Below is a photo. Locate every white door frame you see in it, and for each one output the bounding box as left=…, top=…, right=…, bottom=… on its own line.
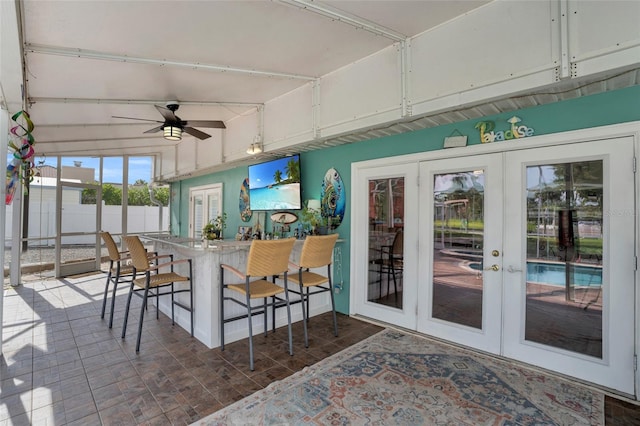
left=350, top=162, right=419, bottom=329
left=350, top=121, right=640, bottom=398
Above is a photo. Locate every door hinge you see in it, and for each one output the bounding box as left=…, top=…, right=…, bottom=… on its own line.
left=633, top=157, right=637, bottom=173
left=634, top=354, right=637, bottom=371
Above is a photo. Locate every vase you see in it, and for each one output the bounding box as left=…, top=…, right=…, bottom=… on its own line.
left=206, top=230, right=221, bottom=240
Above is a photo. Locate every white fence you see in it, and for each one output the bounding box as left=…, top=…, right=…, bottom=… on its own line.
left=5, top=202, right=169, bottom=247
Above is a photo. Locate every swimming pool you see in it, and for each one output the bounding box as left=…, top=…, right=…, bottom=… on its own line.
left=467, top=261, right=602, bottom=287
left=526, top=261, right=602, bottom=287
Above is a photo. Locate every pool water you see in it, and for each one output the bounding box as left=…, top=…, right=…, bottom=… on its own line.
left=467, top=261, right=602, bottom=287
left=526, top=262, right=602, bottom=287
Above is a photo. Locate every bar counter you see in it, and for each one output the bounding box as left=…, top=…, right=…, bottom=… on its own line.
left=141, top=234, right=334, bottom=349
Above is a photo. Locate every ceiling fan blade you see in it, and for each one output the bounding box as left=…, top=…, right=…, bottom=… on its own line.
left=144, top=124, right=164, bottom=134
left=183, top=127, right=211, bottom=140
left=183, top=120, right=226, bottom=129
left=154, top=104, right=178, bottom=122
left=112, top=115, right=162, bottom=123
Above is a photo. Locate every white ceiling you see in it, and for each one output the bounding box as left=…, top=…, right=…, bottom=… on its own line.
left=9, top=0, right=639, bottom=166
left=18, top=0, right=491, bottom=158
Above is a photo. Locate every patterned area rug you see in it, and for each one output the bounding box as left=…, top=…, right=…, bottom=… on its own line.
left=196, top=329, right=604, bottom=425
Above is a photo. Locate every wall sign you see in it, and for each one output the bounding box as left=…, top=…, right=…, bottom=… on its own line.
left=475, top=116, right=535, bottom=143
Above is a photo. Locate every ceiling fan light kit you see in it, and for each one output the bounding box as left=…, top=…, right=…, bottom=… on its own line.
left=113, top=101, right=226, bottom=141
left=163, top=125, right=182, bottom=141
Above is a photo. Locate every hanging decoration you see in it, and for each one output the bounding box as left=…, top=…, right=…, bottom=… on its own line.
left=239, top=177, right=252, bottom=222
left=321, top=167, right=346, bottom=229
left=6, top=110, right=36, bottom=205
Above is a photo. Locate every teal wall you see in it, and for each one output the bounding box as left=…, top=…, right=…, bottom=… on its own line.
left=171, top=86, right=640, bottom=314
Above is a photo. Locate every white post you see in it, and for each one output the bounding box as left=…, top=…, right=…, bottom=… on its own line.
left=0, top=110, right=8, bottom=355
left=10, top=174, right=22, bottom=286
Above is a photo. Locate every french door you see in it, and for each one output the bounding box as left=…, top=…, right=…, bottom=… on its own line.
left=351, top=163, right=418, bottom=329
left=353, top=136, right=636, bottom=395
left=501, top=138, right=635, bottom=394
left=415, top=139, right=635, bottom=394
left=417, top=153, right=504, bottom=354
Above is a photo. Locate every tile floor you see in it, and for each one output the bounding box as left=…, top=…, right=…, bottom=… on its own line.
left=2, top=271, right=639, bottom=425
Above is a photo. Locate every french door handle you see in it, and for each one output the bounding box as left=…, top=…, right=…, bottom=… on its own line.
left=483, top=264, right=500, bottom=271
left=506, top=265, right=523, bottom=273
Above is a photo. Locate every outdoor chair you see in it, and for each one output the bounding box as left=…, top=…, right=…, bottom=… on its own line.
left=121, top=235, right=194, bottom=352
left=100, top=232, right=158, bottom=326
left=287, top=233, right=339, bottom=347
left=100, top=231, right=137, bottom=329
left=371, top=229, right=403, bottom=306
left=220, top=238, right=296, bottom=371
left=100, top=231, right=163, bottom=328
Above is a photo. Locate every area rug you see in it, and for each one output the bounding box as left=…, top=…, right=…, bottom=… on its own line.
left=195, top=329, right=604, bottom=425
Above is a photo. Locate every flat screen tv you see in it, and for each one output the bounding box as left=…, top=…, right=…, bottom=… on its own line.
left=248, top=154, right=302, bottom=210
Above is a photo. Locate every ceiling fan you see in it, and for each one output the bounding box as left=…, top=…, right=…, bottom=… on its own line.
left=112, top=101, right=226, bottom=140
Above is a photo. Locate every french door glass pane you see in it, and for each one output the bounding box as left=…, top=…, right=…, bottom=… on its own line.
left=367, top=177, right=404, bottom=309
left=525, top=161, right=603, bottom=358
left=432, top=170, right=484, bottom=329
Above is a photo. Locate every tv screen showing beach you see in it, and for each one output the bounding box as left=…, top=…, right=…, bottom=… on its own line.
left=248, top=154, right=301, bottom=210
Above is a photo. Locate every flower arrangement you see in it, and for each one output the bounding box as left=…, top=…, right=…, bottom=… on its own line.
left=203, top=213, right=227, bottom=240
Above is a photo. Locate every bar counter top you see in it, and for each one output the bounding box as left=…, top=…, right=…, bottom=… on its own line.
left=141, top=233, right=254, bottom=251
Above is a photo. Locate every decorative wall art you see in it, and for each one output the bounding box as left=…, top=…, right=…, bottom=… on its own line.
left=6, top=111, right=36, bottom=205
left=270, top=211, right=298, bottom=225
left=475, top=116, right=535, bottom=143
left=237, top=226, right=253, bottom=241
left=270, top=211, right=297, bottom=238
left=321, top=167, right=346, bottom=228
left=239, top=177, right=252, bottom=222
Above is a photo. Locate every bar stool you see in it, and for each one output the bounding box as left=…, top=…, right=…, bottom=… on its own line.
left=100, top=231, right=136, bottom=328
left=220, top=238, right=296, bottom=371
left=121, top=235, right=194, bottom=352
left=287, top=233, right=339, bottom=347
left=101, top=231, right=164, bottom=328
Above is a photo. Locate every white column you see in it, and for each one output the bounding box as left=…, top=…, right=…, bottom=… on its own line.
left=10, top=174, right=22, bottom=286
left=0, top=110, right=8, bottom=355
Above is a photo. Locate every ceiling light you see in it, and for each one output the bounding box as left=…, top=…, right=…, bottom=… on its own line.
left=246, top=143, right=263, bottom=155
left=163, top=125, right=182, bottom=141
